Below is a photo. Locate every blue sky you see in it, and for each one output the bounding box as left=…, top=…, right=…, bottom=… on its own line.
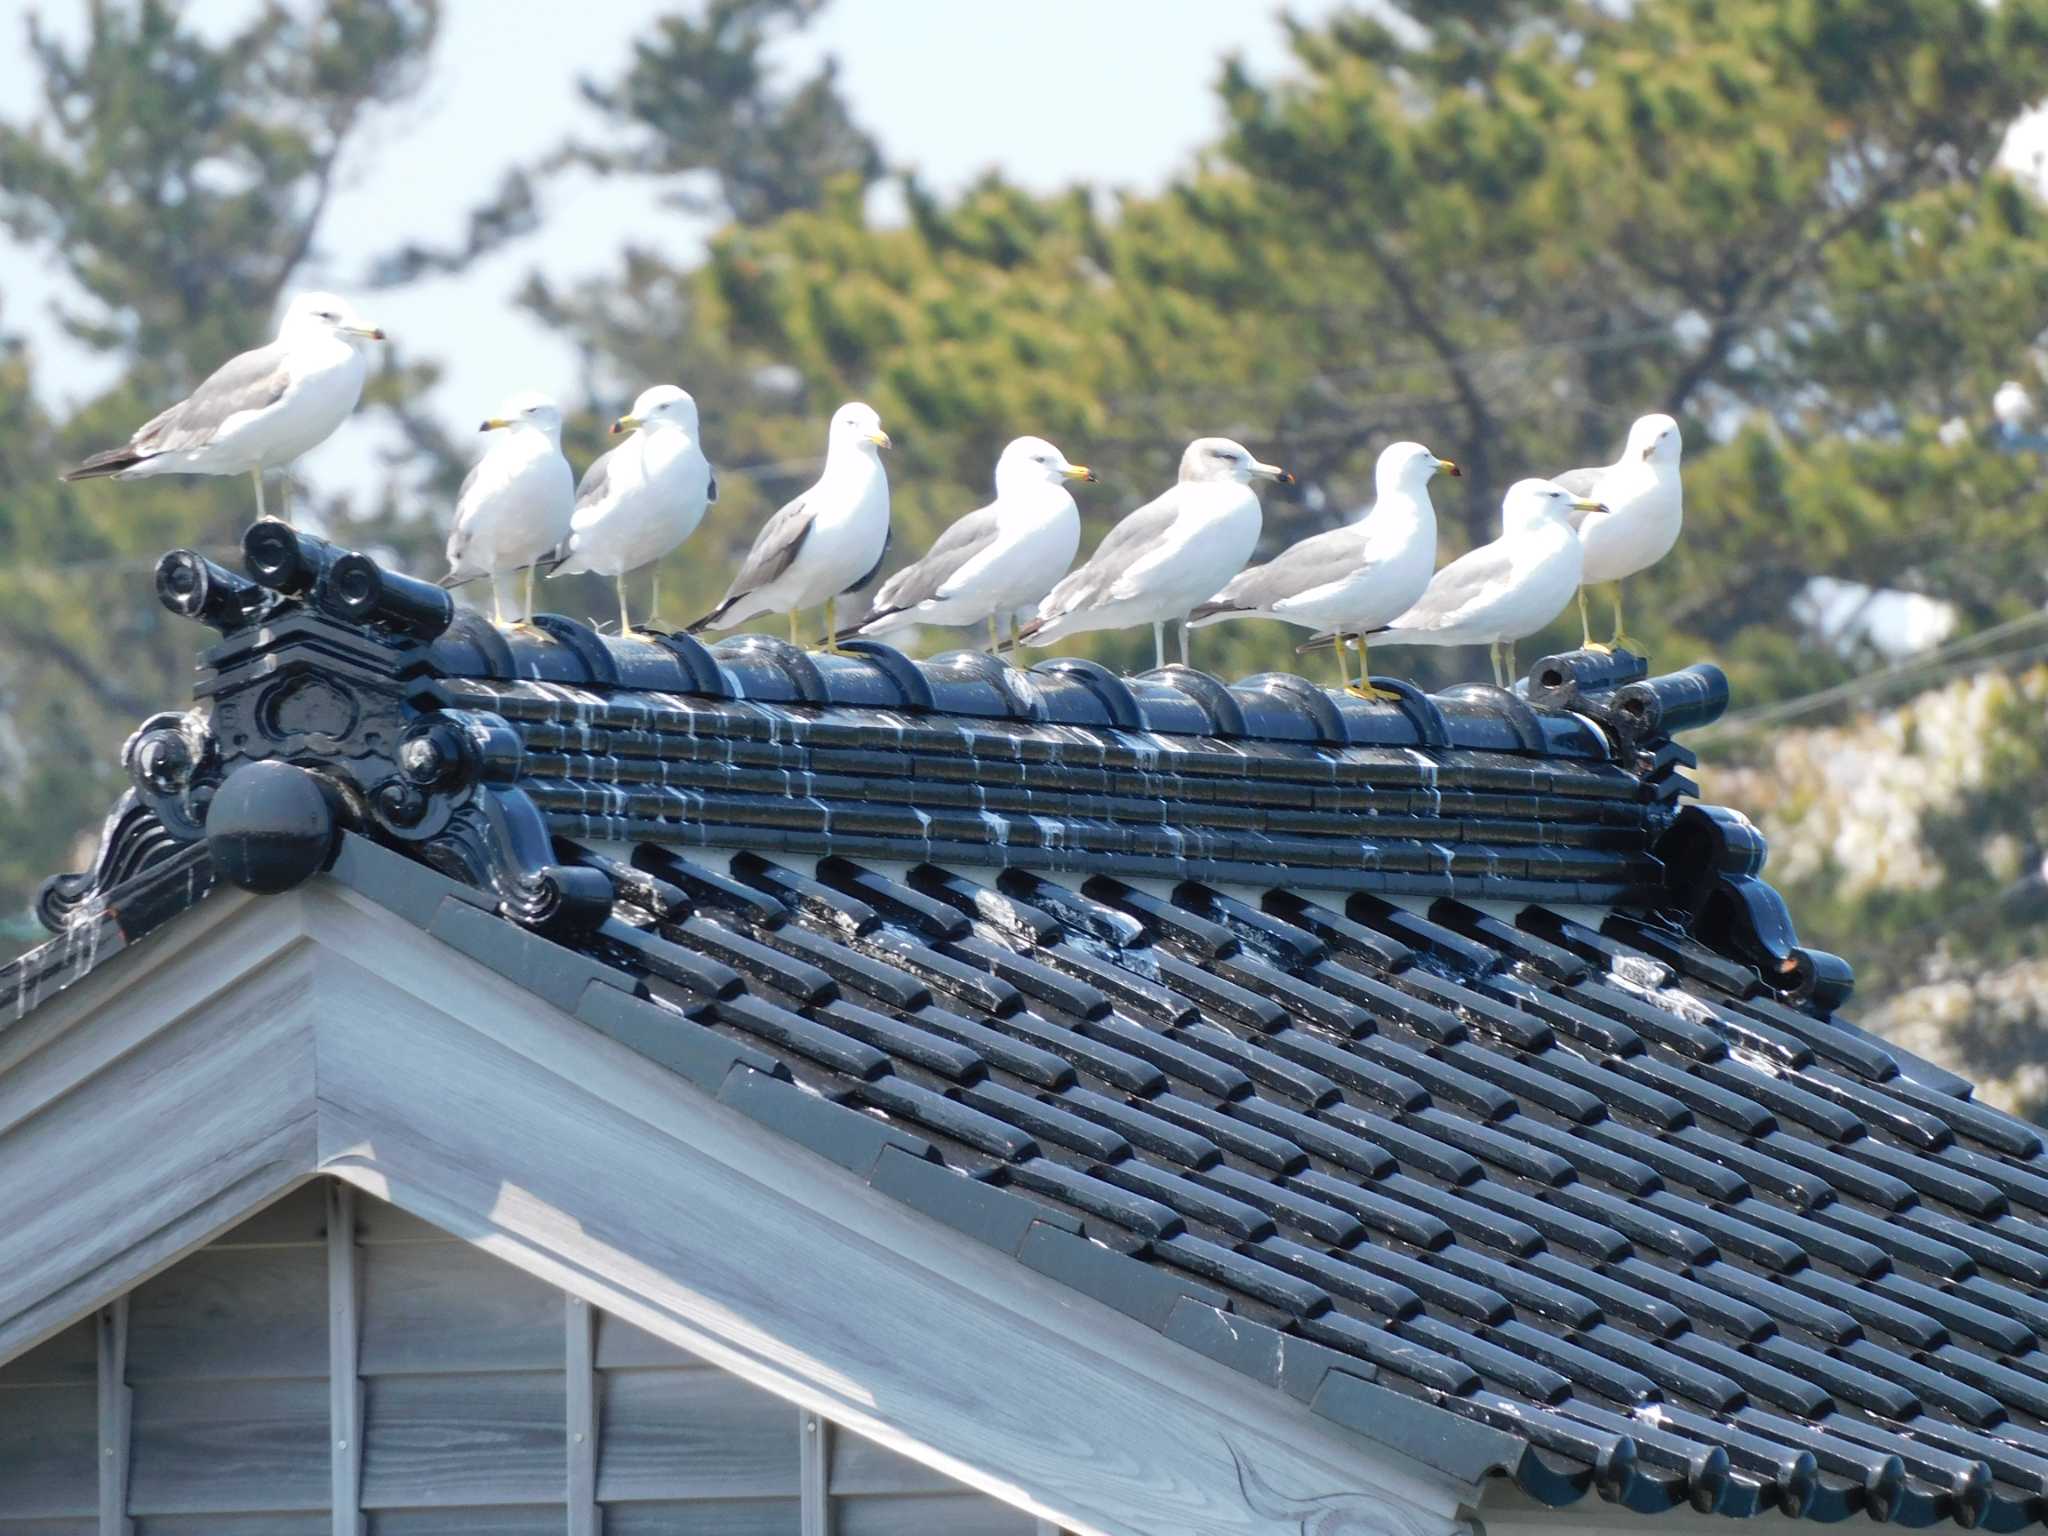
left=0, top=0, right=1347, bottom=497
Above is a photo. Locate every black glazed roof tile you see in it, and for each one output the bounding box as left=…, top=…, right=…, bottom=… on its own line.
left=19, top=533, right=2048, bottom=1525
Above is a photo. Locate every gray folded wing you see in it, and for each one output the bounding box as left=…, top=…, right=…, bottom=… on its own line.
left=715, top=490, right=813, bottom=604
left=574, top=444, right=621, bottom=512
left=870, top=507, right=999, bottom=614
left=1041, top=491, right=1180, bottom=615
left=1380, top=543, right=1519, bottom=632
left=1208, top=523, right=1371, bottom=612
left=1550, top=464, right=1609, bottom=531
left=131, top=341, right=295, bottom=455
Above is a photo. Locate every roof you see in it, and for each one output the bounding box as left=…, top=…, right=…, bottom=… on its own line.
left=11, top=523, right=2048, bottom=1530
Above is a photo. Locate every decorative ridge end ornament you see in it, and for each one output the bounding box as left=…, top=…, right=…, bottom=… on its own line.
left=125, top=522, right=613, bottom=932
left=1654, top=802, right=1855, bottom=1015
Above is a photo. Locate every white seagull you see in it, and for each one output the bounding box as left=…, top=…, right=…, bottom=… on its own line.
left=1350, top=478, right=1603, bottom=688
left=841, top=435, right=1093, bottom=653
left=546, top=385, right=715, bottom=635
left=1188, top=440, right=1457, bottom=699
left=688, top=401, right=891, bottom=651
left=62, top=291, right=385, bottom=524
left=1019, top=436, right=1292, bottom=670
left=441, top=392, right=576, bottom=628
left=1550, top=413, right=1682, bottom=652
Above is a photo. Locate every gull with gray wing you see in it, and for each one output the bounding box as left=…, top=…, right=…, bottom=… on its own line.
left=1551, top=412, right=1682, bottom=652
left=1188, top=440, right=1456, bottom=698
left=441, top=392, right=576, bottom=628
left=546, top=384, right=715, bottom=635
left=688, top=402, right=891, bottom=651
left=1019, top=436, right=1292, bottom=670
left=1334, top=478, right=1602, bottom=688
left=842, top=435, right=1093, bottom=653
left=62, top=291, right=386, bottom=524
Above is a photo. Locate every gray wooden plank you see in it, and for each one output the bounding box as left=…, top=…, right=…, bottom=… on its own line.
left=835, top=1494, right=1039, bottom=1536
left=206, top=1182, right=325, bottom=1248
left=0, top=1522, right=96, bottom=1536
left=600, top=1502, right=800, bottom=1536
left=329, top=1181, right=365, bottom=1536
left=0, top=936, right=319, bottom=1365
left=0, top=1319, right=96, bottom=1387
left=360, top=1371, right=565, bottom=1509
left=133, top=1517, right=327, bottom=1536
left=594, top=1310, right=704, bottom=1371
left=800, top=1412, right=829, bottom=1536
left=829, top=1428, right=964, bottom=1497
left=0, top=1383, right=94, bottom=1516
left=125, top=1246, right=327, bottom=1381
left=359, top=1240, right=563, bottom=1376
left=595, top=1368, right=799, bottom=1502
left=566, top=1296, right=596, bottom=1536
left=126, top=1377, right=329, bottom=1514
left=366, top=1510, right=561, bottom=1536
left=96, top=1298, right=132, bottom=1536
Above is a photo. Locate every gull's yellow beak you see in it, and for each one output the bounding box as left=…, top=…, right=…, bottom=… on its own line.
left=1063, top=463, right=1098, bottom=482
left=1435, top=457, right=1462, bottom=477
left=1573, top=497, right=1608, bottom=515
left=611, top=414, right=641, bottom=436
left=480, top=418, right=510, bottom=432
left=1251, top=459, right=1295, bottom=485
left=867, top=429, right=892, bottom=448
left=347, top=325, right=386, bottom=341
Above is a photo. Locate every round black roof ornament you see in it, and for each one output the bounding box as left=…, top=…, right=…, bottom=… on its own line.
left=205, top=760, right=338, bottom=895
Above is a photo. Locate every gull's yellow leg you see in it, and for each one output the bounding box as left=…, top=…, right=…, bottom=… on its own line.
left=1504, top=640, right=1518, bottom=687
left=521, top=565, right=536, bottom=630
left=1331, top=632, right=1353, bottom=693
left=277, top=477, right=292, bottom=526
left=617, top=574, right=631, bottom=636
left=1349, top=636, right=1403, bottom=702
left=789, top=608, right=800, bottom=648
left=251, top=471, right=270, bottom=523
left=650, top=570, right=660, bottom=628
left=1610, top=584, right=1636, bottom=652
left=491, top=578, right=504, bottom=627
left=1489, top=641, right=1504, bottom=688
left=826, top=596, right=840, bottom=654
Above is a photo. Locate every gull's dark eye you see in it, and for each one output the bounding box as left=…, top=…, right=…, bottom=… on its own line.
left=1209, top=447, right=1232, bottom=460
left=318, top=311, right=339, bottom=321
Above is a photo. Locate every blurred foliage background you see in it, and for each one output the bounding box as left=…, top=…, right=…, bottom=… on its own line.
left=8, top=0, right=2048, bottom=1113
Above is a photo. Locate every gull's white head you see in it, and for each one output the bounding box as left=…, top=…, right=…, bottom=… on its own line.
left=1375, top=440, right=1461, bottom=495
left=1624, top=413, right=1682, bottom=466
left=1995, top=380, right=2035, bottom=431
left=613, top=384, right=698, bottom=436
left=280, top=291, right=384, bottom=348
left=995, top=435, right=1096, bottom=495
left=480, top=391, right=564, bottom=444
left=828, top=400, right=890, bottom=456
left=1179, top=436, right=1294, bottom=486
left=1504, top=477, right=1603, bottom=534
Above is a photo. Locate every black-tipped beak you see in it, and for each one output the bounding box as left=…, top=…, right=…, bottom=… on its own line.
left=1438, top=458, right=1462, bottom=477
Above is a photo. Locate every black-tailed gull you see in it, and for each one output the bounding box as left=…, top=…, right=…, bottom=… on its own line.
left=1019, top=436, right=1292, bottom=670
left=688, top=401, right=891, bottom=651
left=441, top=392, right=575, bottom=627
left=546, top=385, right=715, bottom=634
left=1356, top=477, right=1602, bottom=687
left=1550, top=413, right=1682, bottom=651
left=1188, top=440, right=1456, bottom=698
left=62, top=291, right=385, bottom=524
left=842, top=435, right=1093, bottom=653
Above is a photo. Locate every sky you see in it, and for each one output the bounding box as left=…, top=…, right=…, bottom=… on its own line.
left=0, top=0, right=1347, bottom=499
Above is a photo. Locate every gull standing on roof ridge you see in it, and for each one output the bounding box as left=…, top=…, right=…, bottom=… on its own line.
left=61, top=291, right=386, bottom=524
left=1188, top=440, right=1457, bottom=700
left=441, top=392, right=575, bottom=628
left=1340, top=477, right=1601, bottom=688
left=1019, top=436, right=1293, bottom=670
left=545, top=385, right=715, bottom=635
left=841, top=435, right=1094, bottom=654
left=688, top=401, right=891, bottom=652
left=1549, top=413, right=1682, bottom=652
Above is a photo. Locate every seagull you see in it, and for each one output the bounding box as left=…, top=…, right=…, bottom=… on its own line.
left=545, top=385, right=715, bottom=634
left=1188, top=440, right=1456, bottom=699
left=441, top=392, right=575, bottom=627
left=1995, top=379, right=2036, bottom=434
left=1341, top=478, right=1602, bottom=688
left=840, top=435, right=1093, bottom=652
left=1550, top=413, right=1682, bottom=652
left=1019, top=436, right=1292, bottom=670
left=687, top=401, right=891, bottom=651
left=62, top=291, right=385, bottom=524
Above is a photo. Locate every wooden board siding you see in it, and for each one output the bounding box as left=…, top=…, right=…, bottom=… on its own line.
left=0, top=1182, right=1050, bottom=1536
